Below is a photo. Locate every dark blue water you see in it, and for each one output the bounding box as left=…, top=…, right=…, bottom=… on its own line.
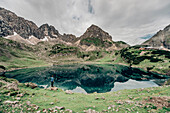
left=5, top=64, right=167, bottom=93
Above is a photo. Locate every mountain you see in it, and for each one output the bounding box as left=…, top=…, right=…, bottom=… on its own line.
left=0, top=7, right=76, bottom=45
left=75, top=24, right=129, bottom=51
left=34, top=24, right=61, bottom=39
left=142, top=24, right=170, bottom=49
left=0, top=7, right=129, bottom=51
left=0, top=7, right=40, bottom=39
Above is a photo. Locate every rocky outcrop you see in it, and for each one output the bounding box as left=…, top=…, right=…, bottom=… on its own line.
left=0, top=20, right=13, bottom=37
left=76, top=24, right=129, bottom=51
left=24, top=82, right=38, bottom=89
left=61, top=34, right=77, bottom=43
left=34, top=24, right=61, bottom=39
left=80, top=24, right=112, bottom=41
left=0, top=7, right=129, bottom=49
left=0, top=7, right=39, bottom=39
left=142, top=24, right=170, bottom=49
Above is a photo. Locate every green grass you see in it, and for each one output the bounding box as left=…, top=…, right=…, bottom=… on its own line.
left=0, top=77, right=169, bottom=112
left=80, top=37, right=104, bottom=47
left=116, top=46, right=170, bottom=74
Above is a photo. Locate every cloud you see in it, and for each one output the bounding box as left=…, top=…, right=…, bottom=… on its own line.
left=0, top=0, right=170, bottom=45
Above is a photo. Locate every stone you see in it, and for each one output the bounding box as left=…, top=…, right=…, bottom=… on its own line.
left=84, top=109, right=98, bottom=113
left=4, top=82, right=19, bottom=91
left=65, top=109, right=73, bottom=113
left=108, top=106, right=111, bottom=110
left=36, top=110, right=41, bottom=113
left=47, top=87, right=58, bottom=91
left=15, top=97, right=21, bottom=100
left=65, top=90, right=73, bottom=94
left=109, top=105, right=116, bottom=108
left=50, top=102, right=54, bottom=105
left=34, top=106, right=39, bottom=110
left=3, top=100, right=19, bottom=104
left=102, top=110, right=108, bottom=112
left=25, top=82, right=38, bottom=89
left=27, top=108, right=31, bottom=111
left=101, top=96, right=105, bottom=100
left=55, top=106, right=65, bottom=110
left=31, top=104, right=37, bottom=107
left=42, top=109, right=47, bottom=112
left=51, top=87, right=58, bottom=91
left=95, top=97, right=100, bottom=100
left=26, top=101, right=31, bottom=106
left=17, top=93, right=24, bottom=97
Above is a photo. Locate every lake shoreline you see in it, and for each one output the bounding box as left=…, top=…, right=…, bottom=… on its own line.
left=0, top=76, right=169, bottom=112
left=5, top=61, right=168, bottom=76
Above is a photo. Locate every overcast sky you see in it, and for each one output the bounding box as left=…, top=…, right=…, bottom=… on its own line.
left=1, top=0, right=170, bottom=45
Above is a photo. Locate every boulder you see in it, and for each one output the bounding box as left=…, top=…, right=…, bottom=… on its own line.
left=65, top=90, right=73, bottom=94
left=25, top=82, right=38, bottom=89
left=47, top=87, right=58, bottom=91
left=84, top=109, right=98, bottom=113
left=50, top=102, right=54, bottom=105
left=17, top=93, right=24, bottom=97
left=54, top=106, right=65, bottom=110
left=3, top=100, right=19, bottom=104
left=65, top=109, right=73, bottom=113
left=26, top=101, right=31, bottom=106
left=3, top=82, right=19, bottom=91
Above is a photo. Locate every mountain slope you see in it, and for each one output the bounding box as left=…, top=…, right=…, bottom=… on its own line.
left=75, top=24, right=129, bottom=51
left=0, top=37, right=48, bottom=69
left=0, top=7, right=129, bottom=51
left=142, top=24, right=170, bottom=49
left=0, top=7, right=40, bottom=39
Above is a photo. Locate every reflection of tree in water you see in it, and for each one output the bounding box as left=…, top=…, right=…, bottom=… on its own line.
left=5, top=64, right=165, bottom=93
left=0, top=65, right=6, bottom=77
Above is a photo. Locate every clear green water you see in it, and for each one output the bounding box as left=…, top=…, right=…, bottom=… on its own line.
left=5, top=64, right=167, bottom=93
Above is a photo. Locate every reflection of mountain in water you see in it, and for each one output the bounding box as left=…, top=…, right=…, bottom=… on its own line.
left=5, top=64, right=167, bottom=93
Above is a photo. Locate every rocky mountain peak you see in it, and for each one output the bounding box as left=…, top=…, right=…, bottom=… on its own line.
left=87, top=24, right=102, bottom=31
left=0, top=7, right=39, bottom=39
left=37, top=24, right=61, bottom=38
left=80, top=24, right=112, bottom=41
left=142, top=24, right=170, bottom=49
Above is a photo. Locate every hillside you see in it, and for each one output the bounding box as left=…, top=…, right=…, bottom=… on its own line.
left=0, top=37, right=112, bottom=69
left=142, top=24, right=170, bottom=49
left=0, top=77, right=169, bottom=112
left=0, top=7, right=129, bottom=51
left=0, top=7, right=169, bottom=75
left=75, top=25, right=129, bottom=51
left=0, top=37, right=48, bottom=69
left=115, top=46, right=170, bottom=75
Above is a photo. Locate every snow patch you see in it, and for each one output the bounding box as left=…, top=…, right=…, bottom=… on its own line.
left=40, top=36, right=49, bottom=41
left=13, top=32, right=17, bottom=35
left=29, top=35, right=36, bottom=39
left=3, top=32, right=18, bottom=39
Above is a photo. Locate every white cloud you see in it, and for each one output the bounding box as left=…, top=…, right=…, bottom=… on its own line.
left=0, top=0, right=170, bottom=45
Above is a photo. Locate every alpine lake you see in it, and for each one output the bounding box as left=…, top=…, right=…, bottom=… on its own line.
left=5, top=64, right=168, bottom=94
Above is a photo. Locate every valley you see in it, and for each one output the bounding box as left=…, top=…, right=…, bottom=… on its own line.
left=0, top=6, right=170, bottom=113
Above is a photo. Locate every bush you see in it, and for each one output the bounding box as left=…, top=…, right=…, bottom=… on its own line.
left=80, top=37, right=104, bottom=47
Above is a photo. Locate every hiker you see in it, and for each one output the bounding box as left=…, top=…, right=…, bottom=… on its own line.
left=51, top=75, right=54, bottom=87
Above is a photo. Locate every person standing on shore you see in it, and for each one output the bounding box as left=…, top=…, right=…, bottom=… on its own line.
left=51, top=75, right=54, bottom=87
